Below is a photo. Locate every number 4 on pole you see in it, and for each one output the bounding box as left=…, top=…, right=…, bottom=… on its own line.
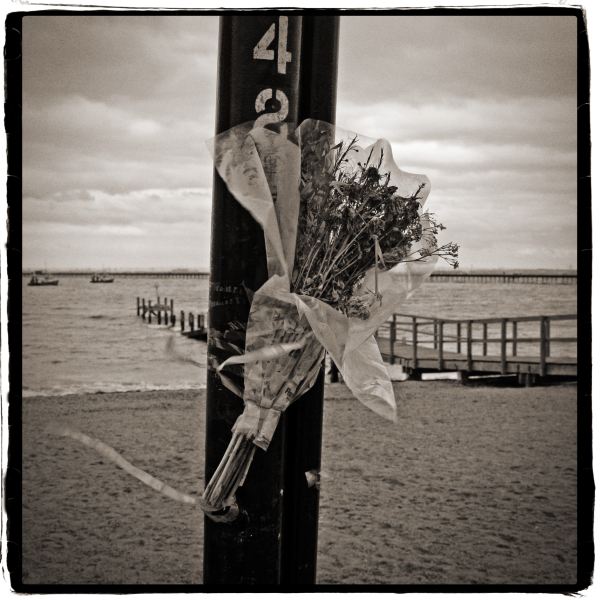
left=253, top=16, right=292, bottom=74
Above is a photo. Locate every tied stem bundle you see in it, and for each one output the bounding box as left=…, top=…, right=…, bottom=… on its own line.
left=201, top=433, right=256, bottom=514
left=201, top=297, right=325, bottom=516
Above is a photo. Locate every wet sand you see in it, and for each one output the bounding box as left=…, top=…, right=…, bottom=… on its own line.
left=21, top=382, right=577, bottom=585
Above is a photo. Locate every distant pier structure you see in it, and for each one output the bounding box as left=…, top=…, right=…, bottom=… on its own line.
left=24, top=270, right=575, bottom=284
left=33, top=270, right=211, bottom=279
left=429, top=270, right=577, bottom=285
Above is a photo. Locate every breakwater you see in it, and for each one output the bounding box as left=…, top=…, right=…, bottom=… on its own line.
left=136, top=296, right=207, bottom=341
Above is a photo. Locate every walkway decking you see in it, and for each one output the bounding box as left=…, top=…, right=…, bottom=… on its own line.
left=377, top=341, right=577, bottom=377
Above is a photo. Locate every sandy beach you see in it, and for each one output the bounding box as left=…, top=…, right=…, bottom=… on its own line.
left=21, top=381, right=577, bottom=585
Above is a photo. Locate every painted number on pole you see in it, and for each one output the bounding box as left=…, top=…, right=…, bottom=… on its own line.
left=254, top=89, right=289, bottom=128
left=253, top=16, right=292, bottom=74
left=253, top=16, right=292, bottom=128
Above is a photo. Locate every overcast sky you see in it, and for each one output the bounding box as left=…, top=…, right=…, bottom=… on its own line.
left=22, top=14, right=577, bottom=270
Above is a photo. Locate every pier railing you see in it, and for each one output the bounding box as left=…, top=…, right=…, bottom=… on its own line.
left=377, top=313, right=577, bottom=379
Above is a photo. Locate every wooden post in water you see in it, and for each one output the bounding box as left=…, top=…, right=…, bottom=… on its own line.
left=482, top=323, right=488, bottom=356
left=539, top=316, right=548, bottom=377
left=148, top=300, right=152, bottom=324
left=389, top=314, right=397, bottom=364
left=437, top=320, right=444, bottom=371
left=466, top=320, right=473, bottom=371
left=136, top=297, right=140, bottom=316
left=411, top=316, right=418, bottom=370
left=204, top=14, right=339, bottom=585
left=142, top=298, right=146, bottom=319
left=188, top=312, right=194, bottom=332
left=456, top=322, right=462, bottom=354
left=500, top=318, right=507, bottom=375
left=157, top=307, right=162, bottom=326
left=512, top=320, right=518, bottom=356
left=180, top=310, right=185, bottom=332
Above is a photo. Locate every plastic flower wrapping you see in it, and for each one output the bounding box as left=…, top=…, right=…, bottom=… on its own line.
left=201, top=119, right=458, bottom=515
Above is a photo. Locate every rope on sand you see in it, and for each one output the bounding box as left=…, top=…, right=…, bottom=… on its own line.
left=47, top=423, right=198, bottom=506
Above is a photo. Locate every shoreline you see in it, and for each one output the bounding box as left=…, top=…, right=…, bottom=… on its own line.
left=22, top=383, right=208, bottom=400
left=21, top=376, right=577, bottom=401
left=21, top=381, right=578, bottom=585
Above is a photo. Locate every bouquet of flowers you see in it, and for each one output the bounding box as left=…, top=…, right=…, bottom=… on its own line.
left=201, top=120, right=458, bottom=517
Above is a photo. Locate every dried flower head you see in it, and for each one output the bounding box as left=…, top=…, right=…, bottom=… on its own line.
left=291, top=129, right=459, bottom=319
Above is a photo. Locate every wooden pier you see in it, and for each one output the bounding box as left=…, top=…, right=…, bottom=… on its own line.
left=43, top=270, right=210, bottom=279
left=134, top=296, right=577, bottom=384
left=428, top=270, right=576, bottom=285
left=136, top=296, right=207, bottom=341
left=25, top=269, right=576, bottom=284
left=376, top=313, right=577, bottom=384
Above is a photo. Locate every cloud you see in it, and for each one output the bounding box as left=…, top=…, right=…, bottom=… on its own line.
left=24, top=187, right=212, bottom=224
left=23, top=187, right=213, bottom=269
left=336, top=79, right=577, bottom=271
left=23, top=94, right=214, bottom=195
left=128, top=119, right=163, bottom=136
left=339, top=15, right=577, bottom=103
left=45, top=189, right=96, bottom=203
left=23, top=16, right=218, bottom=109
left=338, top=96, right=576, bottom=149
left=20, top=14, right=578, bottom=270
left=22, top=16, right=219, bottom=197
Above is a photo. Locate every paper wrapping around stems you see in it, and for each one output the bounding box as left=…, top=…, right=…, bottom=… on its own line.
left=209, top=119, right=438, bottom=449
left=219, top=278, right=325, bottom=450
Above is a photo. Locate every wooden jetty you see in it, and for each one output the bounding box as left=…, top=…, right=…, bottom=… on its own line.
left=376, top=312, right=577, bottom=384
left=136, top=296, right=207, bottom=341
left=135, top=295, right=577, bottom=384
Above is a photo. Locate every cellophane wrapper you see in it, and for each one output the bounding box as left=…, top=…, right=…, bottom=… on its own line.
left=201, top=120, right=437, bottom=513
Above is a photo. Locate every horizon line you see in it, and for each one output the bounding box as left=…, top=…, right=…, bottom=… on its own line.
left=22, top=267, right=579, bottom=274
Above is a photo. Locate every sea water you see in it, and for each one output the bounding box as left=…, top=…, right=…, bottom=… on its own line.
left=21, top=276, right=577, bottom=397
left=22, top=276, right=209, bottom=397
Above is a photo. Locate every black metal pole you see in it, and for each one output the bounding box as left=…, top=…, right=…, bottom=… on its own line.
left=204, top=14, right=338, bottom=585
left=280, top=15, right=339, bottom=586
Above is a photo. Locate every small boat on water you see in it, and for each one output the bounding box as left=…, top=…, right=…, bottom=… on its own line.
left=90, top=273, right=114, bottom=283
left=28, top=271, right=59, bottom=286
